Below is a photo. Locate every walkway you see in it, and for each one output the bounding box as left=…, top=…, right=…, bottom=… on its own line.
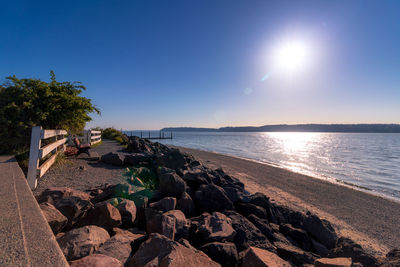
left=0, top=155, right=68, bottom=266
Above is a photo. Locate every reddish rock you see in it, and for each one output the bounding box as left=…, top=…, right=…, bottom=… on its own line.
left=77, top=202, right=122, bottom=230
left=177, top=192, right=195, bottom=217
left=314, top=257, right=352, bottom=267
left=195, top=184, right=234, bottom=212
left=55, top=196, right=93, bottom=229
left=159, top=172, right=187, bottom=198
left=126, top=233, right=220, bottom=267
left=200, top=242, right=238, bottom=267
left=191, top=212, right=236, bottom=245
left=69, top=254, right=122, bottom=267
left=145, top=208, right=176, bottom=239
left=96, top=231, right=145, bottom=264
left=149, top=197, right=177, bottom=212
left=242, top=247, right=291, bottom=267
left=57, top=225, right=110, bottom=261
left=164, top=209, right=190, bottom=240
left=117, top=199, right=136, bottom=227
left=40, top=202, right=67, bottom=234
left=276, top=242, right=317, bottom=266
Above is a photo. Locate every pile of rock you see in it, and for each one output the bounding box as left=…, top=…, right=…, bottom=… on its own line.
left=37, top=136, right=399, bottom=266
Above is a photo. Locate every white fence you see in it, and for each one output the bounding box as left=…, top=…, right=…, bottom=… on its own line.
left=27, top=126, right=67, bottom=189
left=89, top=130, right=101, bottom=145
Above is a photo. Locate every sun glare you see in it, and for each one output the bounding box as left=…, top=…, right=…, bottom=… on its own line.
left=274, top=41, right=309, bottom=73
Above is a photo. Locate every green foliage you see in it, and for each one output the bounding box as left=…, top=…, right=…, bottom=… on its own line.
left=102, top=127, right=128, bottom=145
left=0, top=71, right=100, bottom=154
left=125, top=167, right=158, bottom=190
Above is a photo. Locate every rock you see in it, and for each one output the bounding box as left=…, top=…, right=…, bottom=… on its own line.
left=223, top=186, right=249, bottom=204
left=145, top=208, right=176, bottom=239
left=95, top=231, right=145, bottom=264
left=200, top=242, right=238, bottom=267
left=76, top=202, right=122, bottom=230
left=40, top=202, right=68, bottom=234
left=55, top=196, right=93, bottom=229
left=126, top=233, right=220, bottom=267
left=327, top=237, right=377, bottom=266
left=222, top=210, right=273, bottom=252
left=177, top=192, right=195, bottom=217
left=69, top=254, right=122, bottom=267
left=242, top=246, right=291, bottom=267
left=195, top=184, right=234, bottom=212
left=37, top=187, right=91, bottom=204
left=304, top=213, right=337, bottom=249
left=314, top=257, right=352, bottom=267
left=279, top=224, right=312, bottom=251
left=149, top=197, right=177, bottom=212
left=247, top=214, right=274, bottom=241
left=380, top=248, right=400, bottom=267
left=276, top=242, right=317, bottom=266
left=191, top=212, right=236, bottom=245
left=117, top=199, right=136, bottom=227
left=101, top=152, right=123, bottom=166
left=123, top=153, right=151, bottom=166
left=159, top=172, right=187, bottom=198
left=311, top=238, right=329, bottom=257
left=235, top=202, right=268, bottom=219
left=157, top=148, right=186, bottom=171
left=164, top=210, right=190, bottom=240
left=271, top=204, right=307, bottom=227
left=57, top=225, right=110, bottom=261
left=182, top=170, right=210, bottom=190
left=92, top=183, right=136, bottom=203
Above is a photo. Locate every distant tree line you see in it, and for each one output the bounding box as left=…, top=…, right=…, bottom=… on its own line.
left=0, top=71, right=100, bottom=154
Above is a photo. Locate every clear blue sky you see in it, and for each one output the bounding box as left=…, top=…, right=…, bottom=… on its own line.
left=1, top=0, right=399, bottom=130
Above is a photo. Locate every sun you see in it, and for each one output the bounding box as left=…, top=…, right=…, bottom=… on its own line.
left=274, top=41, right=309, bottom=72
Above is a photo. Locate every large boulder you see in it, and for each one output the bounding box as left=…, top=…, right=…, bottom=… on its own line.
left=40, top=202, right=68, bottom=234
left=76, top=202, right=122, bottom=230
left=145, top=208, right=176, bottom=239
left=304, top=213, right=337, bottom=249
left=275, top=242, right=317, bottom=266
left=54, top=196, right=93, bottom=229
left=327, top=237, right=377, bottom=266
left=101, top=152, right=123, bottom=166
left=156, top=148, right=186, bottom=171
left=235, top=202, right=268, bottom=219
left=69, top=254, right=122, bottom=267
left=314, top=257, right=352, bottom=267
left=123, top=153, right=151, bottom=166
left=200, top=242, right=238, bottom=267
left=57, top=225, right=110, bottom=261
left=279, top=223, right=312, bottom=251
left=149, top=197, right=177, bottom=212
left=247, top=214, right=274, bottom=241
left=195, top=184, right=234, bottom=212
left=242, top=246, right=291, bottom=267
left=177, top=192, right=195, bottom=218
left=164, top=210, right=190, bottom=240
left=126, top=233, right=220, bottom=267
left=37, top=187, right=91, bottom=204
left=95, top=231, right=145, bottom=264
left=159, top=172, right=187, bottom=198
left=116, top=199, right=136, bottom=227
left=223, top=186, right=249, bottom=204
left=191, top=212, right=236, bottom=245
left=222, top=210, right=273, bottom=252
left=182, top=170, right=210, bottom=190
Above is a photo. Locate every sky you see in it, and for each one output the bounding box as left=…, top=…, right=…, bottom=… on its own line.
left=1, top=0, right=400, bottom=130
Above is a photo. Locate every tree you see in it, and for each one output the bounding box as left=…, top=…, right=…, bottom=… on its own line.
left=0, top=71, right=100, bottom=154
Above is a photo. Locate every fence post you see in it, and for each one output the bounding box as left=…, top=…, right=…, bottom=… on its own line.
left=27, top=126, right=42, bottom=189
left=87, top=130, right=91, bottom=145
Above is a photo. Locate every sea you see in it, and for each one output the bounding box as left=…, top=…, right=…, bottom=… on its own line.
left=124, top=131, right=400, bottom=201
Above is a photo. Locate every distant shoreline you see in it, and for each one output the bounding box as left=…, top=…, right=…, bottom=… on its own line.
left=162, top=123, right=400, bottom=133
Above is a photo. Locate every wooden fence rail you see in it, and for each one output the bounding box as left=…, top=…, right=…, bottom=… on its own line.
left=27, top=126, right=67, bottom=189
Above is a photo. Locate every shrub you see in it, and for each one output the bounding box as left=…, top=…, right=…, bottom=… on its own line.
left=0, top=71, right=100, bottom=154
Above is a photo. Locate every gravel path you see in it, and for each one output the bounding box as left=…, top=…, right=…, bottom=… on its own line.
left=33, top=140, right=128, bottom=197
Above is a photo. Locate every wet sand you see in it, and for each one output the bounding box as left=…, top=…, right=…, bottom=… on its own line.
left=176, top=146, right=400, bottom=256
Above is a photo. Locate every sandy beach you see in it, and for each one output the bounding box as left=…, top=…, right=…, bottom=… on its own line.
left=175, top=146, right=400, bottom=256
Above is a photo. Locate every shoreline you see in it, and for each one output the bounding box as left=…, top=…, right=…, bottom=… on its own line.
left=173, top=145, right=400, bottom=256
